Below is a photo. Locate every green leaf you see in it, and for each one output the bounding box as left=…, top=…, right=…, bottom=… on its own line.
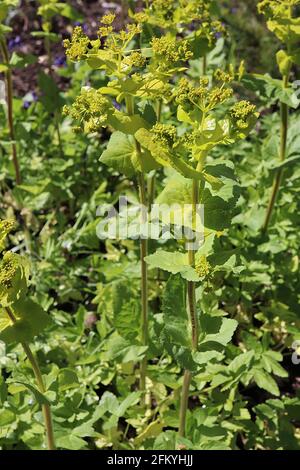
left=261, top=351, right=288, bottom=378
left=100, top=131, right=158, bottom=177
left=58, top=369, right=79, bottom=391
left=115, top=392, right=140, bottom=417
left=276, top=50, right=291, bottom=76
left=0, top=408, right=15, bottom=426
left=109, top=111, right=151, bottom=136
left=242, top=73, right=299, bottom=108
left=199, top=316, right=238, bottom=350
left=97, top=391, right=119, bottom=417
left=160, top=275, right=196, bottom=369
left=253, top=369, right=280, bottom=396
left=154, top=431, right=176, bottom=450
left=60, top=4, right=83, bottom=21
left=145, top=250, right=199, bottom=281
left=135, top=128, right=222, bottom=187
left=155, top=174, right=195, bottom=229
left=228, top=351, right=255, bottom=374
left=55, top=434, right=87, bottom=450
left=134, top=420, right=163, bottom=446
left=105, top=334, right=147, bottom=363
left=271, top=154, right=300, bottom=171
left=13, top=381, right=52, bottom=405
left=112, top=280, right=140, bottom=340
left=162, top=274, right=186, bottom=321
left=38, top=72, right=64, bottom=113
left=9, top=52, right=37, bottom=68
left=0, top=298, right=51, bottom=344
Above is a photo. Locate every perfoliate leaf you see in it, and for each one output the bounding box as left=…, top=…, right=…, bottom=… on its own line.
left=109, top=111, right=151, bottom=136
left=0, top=298, right=51, bottom=343
left=112, top=280, right=140, bottom=340
left=145, top=250, right=199, bottom=281
left=100, top=131, right=158, bottom=177
left=162, top=274, right=186, bottom=321
left=135, top=128, right=222, bottom=187
left=276, top=49, right=291, bottom=76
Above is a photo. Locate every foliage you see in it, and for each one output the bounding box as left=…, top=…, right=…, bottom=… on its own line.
left=0, top=0, right=299, bottom=452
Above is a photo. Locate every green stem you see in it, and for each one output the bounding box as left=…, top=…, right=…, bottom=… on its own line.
left=262, top=73, right=289, bottom=233
left=178, top=370, right=191, bottom=437
left=0, top=38, right=32, bottom=253
left=54, top=111, right=63, bottom=157
left=0, top=38, right=21, bottom=185
left=138, top=173, right=149, bottom=403
left=147, top=99, right=162, bottom=208
left=45, top=35, right=64, bottom=158
left=178, top=178, right=200, bottom=438
left=125, top=95, right=149, bottom=404
left=5, top=307, right=55, bottom=450
left=202, top=54, right=207, bottom=76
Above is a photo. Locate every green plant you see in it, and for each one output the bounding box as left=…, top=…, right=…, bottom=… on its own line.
left=257, top=0, right=300, bottom=231
left=144, top=69, right=258, bottom=437
left=0, top=0, right=21, bottom=184
left=0, top=219, right=55, bottom=449
left=0, top=0, right=299, bottom=452
left=63, top=13, right=194, bottom=403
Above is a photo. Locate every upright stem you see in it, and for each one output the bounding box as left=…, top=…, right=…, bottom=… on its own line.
left=0, top=38, right=21, bottom=185
left=5, top=307, right=55, bottom=450
left=125, top=95, right=149, bottom=404
left=202, top=54, right=207, bottom=76
left=147, top=99, right=162, bottom=208
left=262, top=73, right=289, bottom=233
left=54, top=111, right=64, bottom=157
left=45, top=35, right=64, bottom=158
left=138, top=173, right=149, bottom=402
left=178, top=370, right=191, bottom=437
left=178, top=178, right=200, bottom=438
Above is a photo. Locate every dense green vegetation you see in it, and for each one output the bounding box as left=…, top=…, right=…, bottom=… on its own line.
left=0, top=0, right=299, bottom=451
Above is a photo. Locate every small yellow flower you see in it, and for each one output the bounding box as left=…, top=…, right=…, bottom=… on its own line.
left=195, top=256, right=211, bottom=279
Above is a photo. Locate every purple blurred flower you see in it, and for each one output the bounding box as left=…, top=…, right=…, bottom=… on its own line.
left=231, top=8, right=238, bottom=14
left=74, top=21, right=88, bottom=34
left=113, top=99, right=121, bottom=111
left=54, top=56, right=66, bottom=67
left=8, top=35, right=21, bottom=50
left=23, top=91, right=38, bottom=109
left=215, top=32, right=222, bottom=39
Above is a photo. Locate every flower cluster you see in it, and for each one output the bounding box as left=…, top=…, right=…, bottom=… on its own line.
left=121, top=52, right=146, bottom=71
left=98, top=15, right=142, bottom=52
left=142, top=0, right=175, bottom=27
left=196, top=20, right=226, bottom=47
left=175, top=77, right=233, bottom=112
left=257, top=0, right=299, bottom=18
left=151, top=123, right=177, bottom=148
left=230, top=100, right=257, bottom=129
left=63, top=26, right=89, bottom=61
left=151, top=36, right=193, bottom=64
left=214, top=68, right=234, bottom=83
left=195, top=255, right=211, bottom=279
left=0, top=219, right=14, bottom=250
left=135, top=0, right=225, bottom=51
left=0, top=251, right=19, bottom=289
left=63, top=88, right=113, bottom=133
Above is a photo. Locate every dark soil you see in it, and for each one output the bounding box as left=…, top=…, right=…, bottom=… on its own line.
left=2, top=0, right=130, bottom=96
